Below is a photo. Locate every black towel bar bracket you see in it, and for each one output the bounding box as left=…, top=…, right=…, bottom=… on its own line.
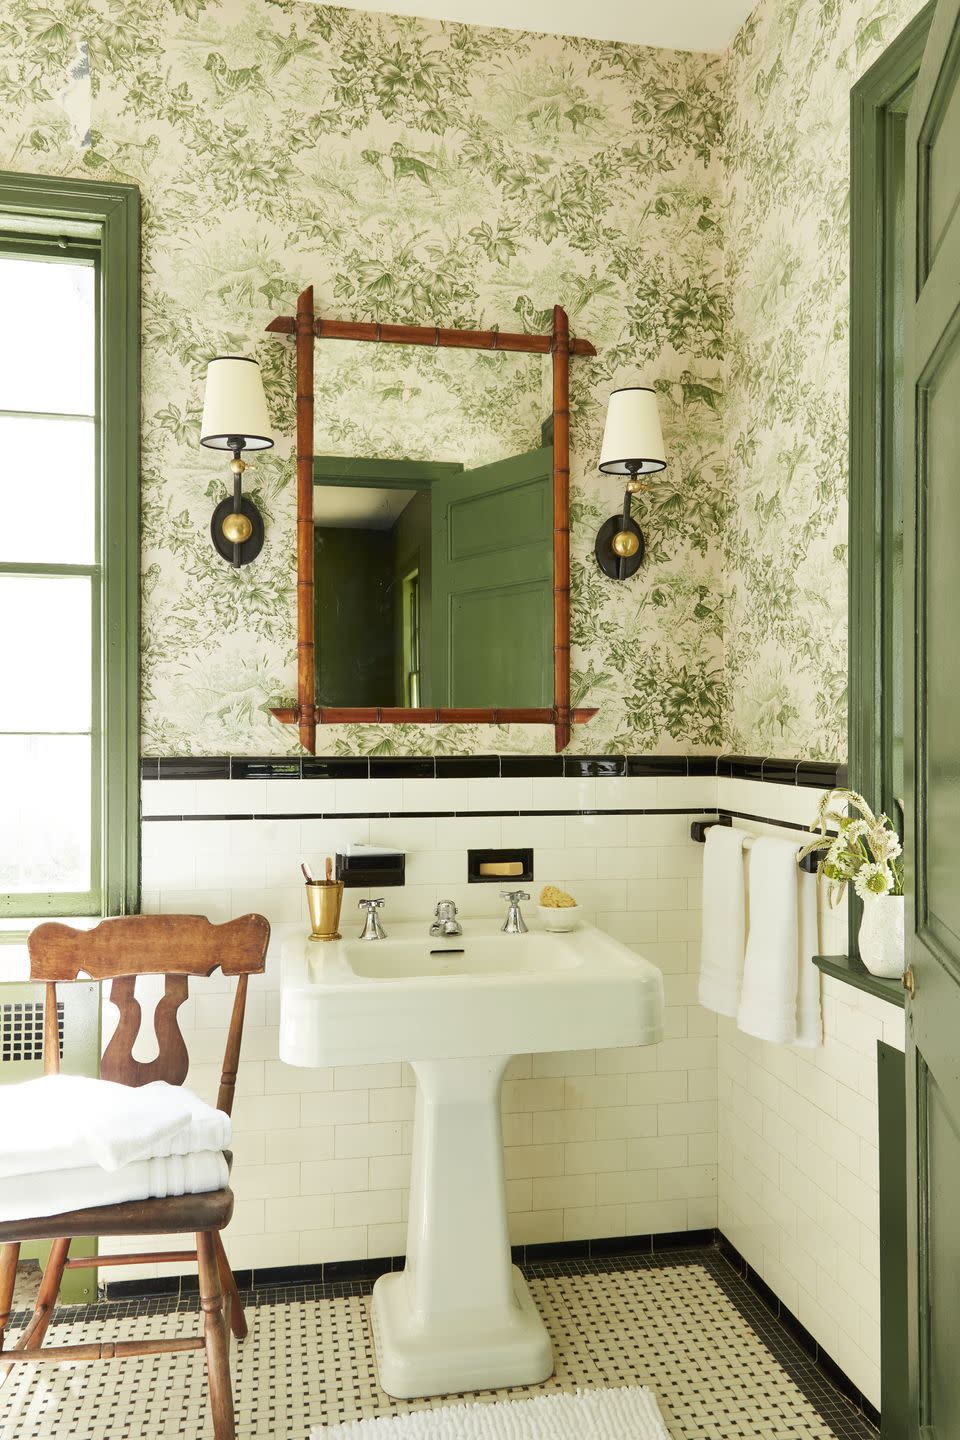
left=690, top=816, right=819, bottom=873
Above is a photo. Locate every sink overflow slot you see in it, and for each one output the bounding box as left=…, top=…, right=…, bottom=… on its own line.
left=430, top=948, right=465, bottom=956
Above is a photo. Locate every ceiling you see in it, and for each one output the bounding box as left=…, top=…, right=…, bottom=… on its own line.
left=314, top=485, right=417, bottom=529
left=314, top=0, right=756, bottom=52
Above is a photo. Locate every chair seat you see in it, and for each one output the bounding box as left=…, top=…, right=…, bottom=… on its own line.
left=0, top=1185, right=235, bottom=1244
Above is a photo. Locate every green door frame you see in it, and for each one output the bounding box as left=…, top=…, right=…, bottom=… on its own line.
left=849, top=13, right=933, bottom=1433
left=849, top=2, right=933, bottom=922
left=0, top=171, right=141, bottom=923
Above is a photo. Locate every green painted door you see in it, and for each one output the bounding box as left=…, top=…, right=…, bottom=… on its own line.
left=431, top=446, right=552, bottom=707
left=904, top=5, right=960, bottom=1433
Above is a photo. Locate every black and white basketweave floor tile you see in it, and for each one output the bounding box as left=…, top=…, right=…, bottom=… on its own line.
left=0, top=1250, right=877, bottom=1440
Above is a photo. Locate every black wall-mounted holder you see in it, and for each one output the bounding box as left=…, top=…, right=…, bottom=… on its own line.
left=690, top=815, right=819, bottom=872
left=210, top=442, right=265, bottom=569
left=595, top=488, right=644, bottom=580
left=336, top=849, right=406, bottom=889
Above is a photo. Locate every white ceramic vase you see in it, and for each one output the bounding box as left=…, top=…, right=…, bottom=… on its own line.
left=858, top=893, right=905, bottom=978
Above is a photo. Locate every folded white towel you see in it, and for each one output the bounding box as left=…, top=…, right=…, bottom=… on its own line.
left=698, top=824, right=750, bottom=1016
left=0, top=1075, right=230, bottom=1179
left=737, top=838, right=822, bottom=1046
left=0, top=1149, right=229, bottom=1223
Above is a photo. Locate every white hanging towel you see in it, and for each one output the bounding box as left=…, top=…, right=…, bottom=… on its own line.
left=737, top=837, right=822, bottom=1046
left=698, top=824, right=751, bottom=1016
left=794, top=869, right=823, bottom=1047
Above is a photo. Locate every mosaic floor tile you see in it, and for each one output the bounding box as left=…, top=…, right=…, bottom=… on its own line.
left=0, top=1250, right=877, bottom=1440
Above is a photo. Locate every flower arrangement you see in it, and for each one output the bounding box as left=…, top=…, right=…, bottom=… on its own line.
left=798, top=788, right=904, bottom=906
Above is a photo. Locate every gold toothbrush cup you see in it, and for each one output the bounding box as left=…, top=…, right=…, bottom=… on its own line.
left=306, top=879, right=343, bottom=941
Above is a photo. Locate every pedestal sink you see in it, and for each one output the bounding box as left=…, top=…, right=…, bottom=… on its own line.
left=280, top=919, right=663, bottom=1398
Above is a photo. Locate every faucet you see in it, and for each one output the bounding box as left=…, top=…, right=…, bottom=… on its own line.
left=430, top=899, right=462, bottom=938
left=358, top=897, right=387, bottom=941
left=500, top=890, right=530, bottom=935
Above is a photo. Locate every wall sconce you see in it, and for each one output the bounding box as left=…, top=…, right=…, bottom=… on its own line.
left=200, top=355, right=273, bottom=568
left=594, top=386, right=666, bottom=580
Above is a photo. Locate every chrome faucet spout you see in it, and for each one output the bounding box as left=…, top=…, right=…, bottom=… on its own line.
left=430, top=899, right=463, bottom=938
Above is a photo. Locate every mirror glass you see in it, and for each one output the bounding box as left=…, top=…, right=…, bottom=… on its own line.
left=313, top=340, right=554, bottom=709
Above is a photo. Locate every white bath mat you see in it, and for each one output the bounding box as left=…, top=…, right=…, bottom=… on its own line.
left=313, top=1386, right=671, bottom=1439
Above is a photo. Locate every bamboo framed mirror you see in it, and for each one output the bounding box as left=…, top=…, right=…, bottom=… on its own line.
left=266, top=287, right=597, bottom=753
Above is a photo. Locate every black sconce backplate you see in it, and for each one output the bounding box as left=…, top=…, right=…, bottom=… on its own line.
left=210, top=494, right=265, bottom=568
left=594, top=513, right=645, bottom=580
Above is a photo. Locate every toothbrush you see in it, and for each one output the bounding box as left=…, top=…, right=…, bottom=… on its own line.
left=325, top=855, right=334, bottom=882
left=301, top=861, right=315, bottom=884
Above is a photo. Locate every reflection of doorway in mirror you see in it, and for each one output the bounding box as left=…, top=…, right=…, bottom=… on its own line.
left=313, top=442, right=553, bottom=710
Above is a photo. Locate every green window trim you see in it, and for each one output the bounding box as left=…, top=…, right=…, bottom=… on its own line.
left=0, top=172, right=140, bottom=919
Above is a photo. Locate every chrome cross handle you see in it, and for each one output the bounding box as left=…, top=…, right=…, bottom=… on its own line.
left=358, top=897, right=387, bottom=941
left=500, top=890, right=530, bottom=935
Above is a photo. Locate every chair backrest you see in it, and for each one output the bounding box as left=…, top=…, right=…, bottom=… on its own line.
left=27, top=914, right=270, bottom=1115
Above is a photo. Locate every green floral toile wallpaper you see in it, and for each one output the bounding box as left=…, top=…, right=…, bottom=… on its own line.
left=0, top=0, right=931, bottom=761
left=0, top=0, right=727, bottom=757
left=723, top=0, right=927, bottom=760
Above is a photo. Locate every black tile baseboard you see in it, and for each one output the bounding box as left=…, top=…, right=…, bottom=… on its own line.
left=141, top=754, right=848, bottom=786
left=103, top=1232, right=718, bottom=1300
left=716, top=1233, right=881, bottom=1431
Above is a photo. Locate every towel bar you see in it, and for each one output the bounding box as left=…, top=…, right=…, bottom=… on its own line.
left=690, top=817, right=819, bottom=873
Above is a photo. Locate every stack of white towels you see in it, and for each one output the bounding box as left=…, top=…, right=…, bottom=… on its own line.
left=698, top=828, right=822, bottom=1047
left=0, top=1075, right=230, bottom=1223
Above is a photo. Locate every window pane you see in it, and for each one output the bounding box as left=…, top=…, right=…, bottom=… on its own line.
left=0, top=256, right=95, bottom=415
left=0, top=575, right=92, bottom=731
left=0, top=734, right=91, bottom=894
left=0, top=415, right=95, bottom=562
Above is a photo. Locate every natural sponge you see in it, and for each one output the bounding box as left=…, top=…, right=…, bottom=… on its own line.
left=539, top=885, right=577, bottom=908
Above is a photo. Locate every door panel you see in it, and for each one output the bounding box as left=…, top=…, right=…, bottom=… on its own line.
left=921, top=320, right=960, bottom=960
left=432, top=447, right=552, bottom=707
left=904, top=3, right=960, bottom=1434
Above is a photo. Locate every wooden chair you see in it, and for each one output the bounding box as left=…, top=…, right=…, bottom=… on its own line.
left=0, top=912, right=270, bottom=1440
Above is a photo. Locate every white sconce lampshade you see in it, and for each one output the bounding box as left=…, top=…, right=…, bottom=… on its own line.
left=200, top=355, right=274, bottom=452
left=598, top=386, right=666, bottom=478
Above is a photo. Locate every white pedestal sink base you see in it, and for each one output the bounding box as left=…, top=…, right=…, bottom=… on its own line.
left=370, top=1054, right=553, bottom=1399
left=371, top=1266, right=552, bottom=1399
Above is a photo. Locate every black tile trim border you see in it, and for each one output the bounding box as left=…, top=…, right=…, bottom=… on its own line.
left=141, top=754, right=848, bottom=786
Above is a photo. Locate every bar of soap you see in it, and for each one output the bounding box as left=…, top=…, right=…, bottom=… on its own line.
left=539, top=885, right=577, bottom=908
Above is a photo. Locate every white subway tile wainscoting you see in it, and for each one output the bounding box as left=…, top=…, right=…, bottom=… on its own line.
left=46, top=754, right=888, bottom=1425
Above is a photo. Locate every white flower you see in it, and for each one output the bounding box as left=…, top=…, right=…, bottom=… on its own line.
left=854, top=863, right=893, bottom=900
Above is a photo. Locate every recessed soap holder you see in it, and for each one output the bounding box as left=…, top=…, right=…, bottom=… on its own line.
left=468, top=848, right=534, bottom=884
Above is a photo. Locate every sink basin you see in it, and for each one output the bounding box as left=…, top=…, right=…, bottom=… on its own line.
left=280, top=919, right=662, bottom=1068
left=279, top=917, right=663, bottom=1401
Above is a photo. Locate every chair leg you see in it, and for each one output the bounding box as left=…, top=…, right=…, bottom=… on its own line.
left=0, top=1236, right=69, bottom=1386
left=197, top=1230, right=236, bottom=1440
left=212, top=1231, right=247, bottom=1341
left=0, top=1244, right=20, bottom=1354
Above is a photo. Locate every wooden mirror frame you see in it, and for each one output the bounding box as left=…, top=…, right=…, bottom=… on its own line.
left=266, top=286, right=598, bottom=754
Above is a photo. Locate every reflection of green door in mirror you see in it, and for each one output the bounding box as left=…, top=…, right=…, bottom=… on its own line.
left=431, top=446, right=553, bottom=708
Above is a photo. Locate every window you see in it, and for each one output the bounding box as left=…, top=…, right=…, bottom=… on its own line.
left=0, top=176, right=139, bottom=919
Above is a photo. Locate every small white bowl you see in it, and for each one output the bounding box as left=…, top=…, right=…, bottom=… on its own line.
left=538, top=904, right=581, bottom=932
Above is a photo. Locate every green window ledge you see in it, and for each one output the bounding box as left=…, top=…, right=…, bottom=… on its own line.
left=814, top=954, right=905, bottom=1008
